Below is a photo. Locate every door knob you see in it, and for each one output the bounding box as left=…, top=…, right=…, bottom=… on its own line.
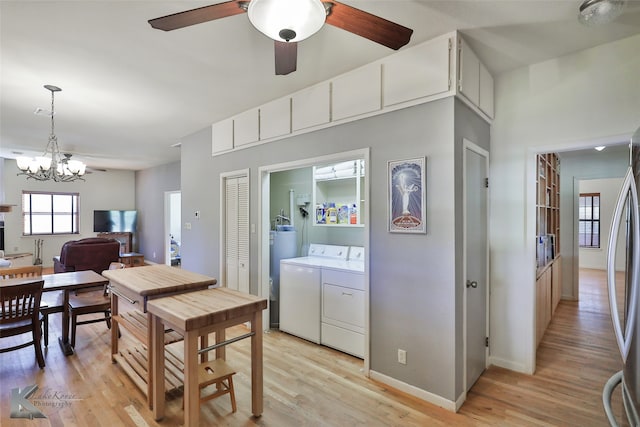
left=466, top=280, right=478, bottom=289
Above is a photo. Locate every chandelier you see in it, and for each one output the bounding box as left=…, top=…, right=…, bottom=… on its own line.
left=16, top=85, right=86, bottom=182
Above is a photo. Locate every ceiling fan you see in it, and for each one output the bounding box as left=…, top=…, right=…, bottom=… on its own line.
left=148, top=0, right=413, bottom=75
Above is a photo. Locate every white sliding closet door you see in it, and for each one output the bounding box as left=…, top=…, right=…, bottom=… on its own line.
left=225, top=175, right=249, bottom=293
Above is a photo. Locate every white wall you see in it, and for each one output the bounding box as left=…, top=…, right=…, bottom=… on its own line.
left=2, top=158, right=136, bottom=267
left=491, top=34, right=640, bottom=374
left=579, top=178, right=625, bottom=271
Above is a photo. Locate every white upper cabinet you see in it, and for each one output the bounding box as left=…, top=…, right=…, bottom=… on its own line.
left=292, top=82, right=330, bottom=132
left=260, top=97, right=290, bottom=140
left=210, top=32, right=494, bottom=156
left=458, top=38, right=480, bottom=107
left=479, top=62, right=494, bottom=118
left=234, top=108, right=259, bottom=147
left=332, top=65, right=381, bottom=121
left=383, top=36, right=451, bottom=107
left=458, top=37, right=494, bottom=119
left=212, top=118, right=233, bottom=154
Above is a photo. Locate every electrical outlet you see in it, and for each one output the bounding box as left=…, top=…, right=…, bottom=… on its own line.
left=153, top=252, right=156, bottom=259
left=398, top=349, right=407, bottom=365
left=185, top=222, right=192, bottom=230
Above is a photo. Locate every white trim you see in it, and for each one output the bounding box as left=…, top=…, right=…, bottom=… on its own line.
left=462, top=139, right=490, bottom=399
left=369, top=370, right=457, bottom=412
left=488, top=355, right=527, bottom=373
left=257, top=148, right=371, bottom=372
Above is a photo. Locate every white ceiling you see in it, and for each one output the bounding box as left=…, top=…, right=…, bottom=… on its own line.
left=2, top=0, right=640, bottom=171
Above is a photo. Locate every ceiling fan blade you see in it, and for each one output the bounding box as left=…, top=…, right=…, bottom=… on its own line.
left=324, top=1, right=413, bottom=50
left=149, top=1, right=248, bottom=31
left=274, top=41, right=297, bottom=75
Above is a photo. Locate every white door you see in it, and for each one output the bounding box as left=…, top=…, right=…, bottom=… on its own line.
left=464, top=141, right=489, bottom=391
left=225, top=175, right=249, bottom=293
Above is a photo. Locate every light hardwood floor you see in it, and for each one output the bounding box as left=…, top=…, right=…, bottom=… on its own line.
left=0, top=268, right=627, bottom=426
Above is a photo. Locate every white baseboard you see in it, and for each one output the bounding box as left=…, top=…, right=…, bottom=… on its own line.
left=368, top=370, right=457, bottom=412
left=488, top=356, right=530, bottom=374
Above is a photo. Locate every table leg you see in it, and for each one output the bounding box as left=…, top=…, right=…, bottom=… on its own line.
left=251, top=311, right=263, bottom=417
left=111, top=293, right=119, bottom=362
left=147, top=312, right=153, bottom=409
left=215, top=328, right=226, bottom=361
left=58, top=290, right=74, bottom=356
left=184, top=329, right=199, bottom=427
left=200, top=334, right=208, bottom=364
left=151, top=314, right=165, bottom=421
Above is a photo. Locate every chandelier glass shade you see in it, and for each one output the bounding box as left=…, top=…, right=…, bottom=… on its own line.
left=16, top=85, right=86, bottom=182
left=247, top=0, right=328, bottom=42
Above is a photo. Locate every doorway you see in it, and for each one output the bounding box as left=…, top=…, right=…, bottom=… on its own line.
left=531, top=142, right=629, bottom=371
left=463, top=139, right=489, bottom=393
left=164, top=191, right=181, bottom=266
left=257, top=148, right=370, bottom=370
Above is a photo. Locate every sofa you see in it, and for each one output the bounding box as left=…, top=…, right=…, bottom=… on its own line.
left=53, top=237, right=121, bottom=274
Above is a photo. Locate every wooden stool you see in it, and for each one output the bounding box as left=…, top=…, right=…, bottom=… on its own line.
left=183, top=359, right=237, bottom=413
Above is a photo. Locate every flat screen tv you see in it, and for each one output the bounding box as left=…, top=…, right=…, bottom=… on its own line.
left=93, top=210, right=138, bottom=233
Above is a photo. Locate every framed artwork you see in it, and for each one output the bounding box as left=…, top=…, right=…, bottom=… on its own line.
left=388, top=157, right=426, bottom=233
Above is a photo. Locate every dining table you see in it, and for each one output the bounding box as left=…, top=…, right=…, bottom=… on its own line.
left=0, top=270, right=109, bottom=356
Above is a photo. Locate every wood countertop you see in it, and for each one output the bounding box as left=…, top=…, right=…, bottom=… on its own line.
left=102, top=264, right=215, bottom=297
left=147, top=287, right=267, bottom=331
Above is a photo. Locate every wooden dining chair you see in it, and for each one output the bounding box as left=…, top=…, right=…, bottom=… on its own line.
left=68, top=262, right=125, bottom=347
left=0, top=265, right=61, bottom=346
left=0, top=278, right=46, bottom=368
left=0, top=265, right=42, bottom=279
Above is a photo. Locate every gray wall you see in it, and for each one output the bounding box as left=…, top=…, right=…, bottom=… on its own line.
left=180, top=97, right=488, bottom=403
left=135, top=161, right=180, bottom=263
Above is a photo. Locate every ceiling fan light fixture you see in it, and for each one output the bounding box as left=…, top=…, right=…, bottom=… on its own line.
left=578, top=0, right=626, bottom=26
left=248, top=0, right=327, bottom=42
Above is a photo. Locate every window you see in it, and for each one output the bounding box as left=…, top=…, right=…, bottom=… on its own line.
left=579, top=193, right=600, bottom=248
left=22, top=191, right=80, bottom=235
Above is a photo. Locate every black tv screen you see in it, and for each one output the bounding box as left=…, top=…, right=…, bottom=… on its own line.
left=93, top=210, right=138, bottom=233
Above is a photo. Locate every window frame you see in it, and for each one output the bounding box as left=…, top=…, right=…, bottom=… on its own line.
left=22, top=190, right=80, bottom=236
left=578, top=192, right=600, bottom=249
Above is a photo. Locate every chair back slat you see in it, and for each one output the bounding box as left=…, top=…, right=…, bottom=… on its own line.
left=0, top=265, right=43, bottom=279
left=0, top=280, right=44, bottom=324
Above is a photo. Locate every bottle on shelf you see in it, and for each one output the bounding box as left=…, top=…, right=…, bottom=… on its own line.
left=316, top=204, right=326, bottom=224
left=349, top=204, right=358, bottom=224
left=327, top=203, right=338, bottom=224
left=338, top=205, right=349, bottom=224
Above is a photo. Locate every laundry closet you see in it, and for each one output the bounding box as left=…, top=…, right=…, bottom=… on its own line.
left=268, top=156, right=366, bottom=358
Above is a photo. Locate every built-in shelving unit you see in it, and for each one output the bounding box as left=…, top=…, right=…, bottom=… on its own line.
left=535, top=153, right=562, bottom=347
left=536, top=153, right=560, bottom=269
left=312, top=159, right=365, bottom=227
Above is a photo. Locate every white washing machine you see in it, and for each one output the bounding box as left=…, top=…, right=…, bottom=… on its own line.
left=280, top=244, right=365, bottom=357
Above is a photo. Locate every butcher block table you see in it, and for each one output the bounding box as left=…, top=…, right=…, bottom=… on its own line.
left=147, top=287, right=267, bottom=426
left=102, top=264, right=216, bottom=407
